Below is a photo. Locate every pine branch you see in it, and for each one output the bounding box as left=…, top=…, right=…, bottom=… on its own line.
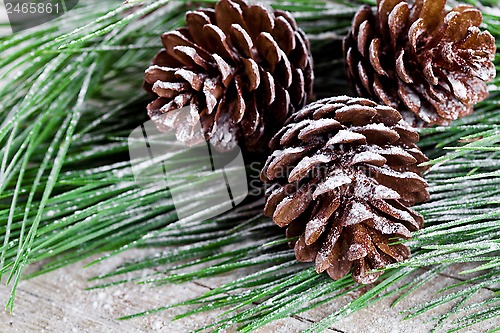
left=0, top=0, right=499, bottom=332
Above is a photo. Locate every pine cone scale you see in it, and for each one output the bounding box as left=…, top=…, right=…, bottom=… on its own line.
left=304, top=193, right=340, bottom=245
left=244, top=5, right=274, bottom=39
left=325, top=241, right=351, bottom=279
left=389, top=3, right=409, bottom=45
left=273, top=182, right=313, bottom=227
left=229, top=24, right=253, bottom=58
left=185, top=12, right=210, bottom=46
left=274, top=17, right=295, bottom=54
left=215, top=0, right=246, bottom=34
left=369, top=38, right=386, bottom=76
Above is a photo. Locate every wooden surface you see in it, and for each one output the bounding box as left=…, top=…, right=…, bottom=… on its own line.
left=0, top=248, right=499, bottom=333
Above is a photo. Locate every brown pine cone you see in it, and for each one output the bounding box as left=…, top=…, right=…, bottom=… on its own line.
left=144, top=0, right=314, bottom=153
left=261, top=96, right=430, bottom=284
left=344, top=0, right=496, bottom=126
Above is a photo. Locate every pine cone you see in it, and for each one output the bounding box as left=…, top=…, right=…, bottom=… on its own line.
left=344, top=0, right=496, bottom=126
left=144, top=0, right=314, bottom=153
left=261, top=96, right=429, bottom=284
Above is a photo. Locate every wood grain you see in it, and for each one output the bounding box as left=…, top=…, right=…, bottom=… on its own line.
left=0, top=249, right=498, bottom=333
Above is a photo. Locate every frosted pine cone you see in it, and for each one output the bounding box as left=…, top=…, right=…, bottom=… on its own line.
left=261, top=96, right=429, bottom=284
left=145, top=0, right=314, bottom=152
left=344, top=0, right=496, bottom=126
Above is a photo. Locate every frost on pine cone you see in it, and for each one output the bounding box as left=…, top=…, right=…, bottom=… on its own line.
left=144, top=0, right=314, bottom=153
left=261, top=96, right=429, bottom=284
left=344, top=0, right=496, bottom=126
